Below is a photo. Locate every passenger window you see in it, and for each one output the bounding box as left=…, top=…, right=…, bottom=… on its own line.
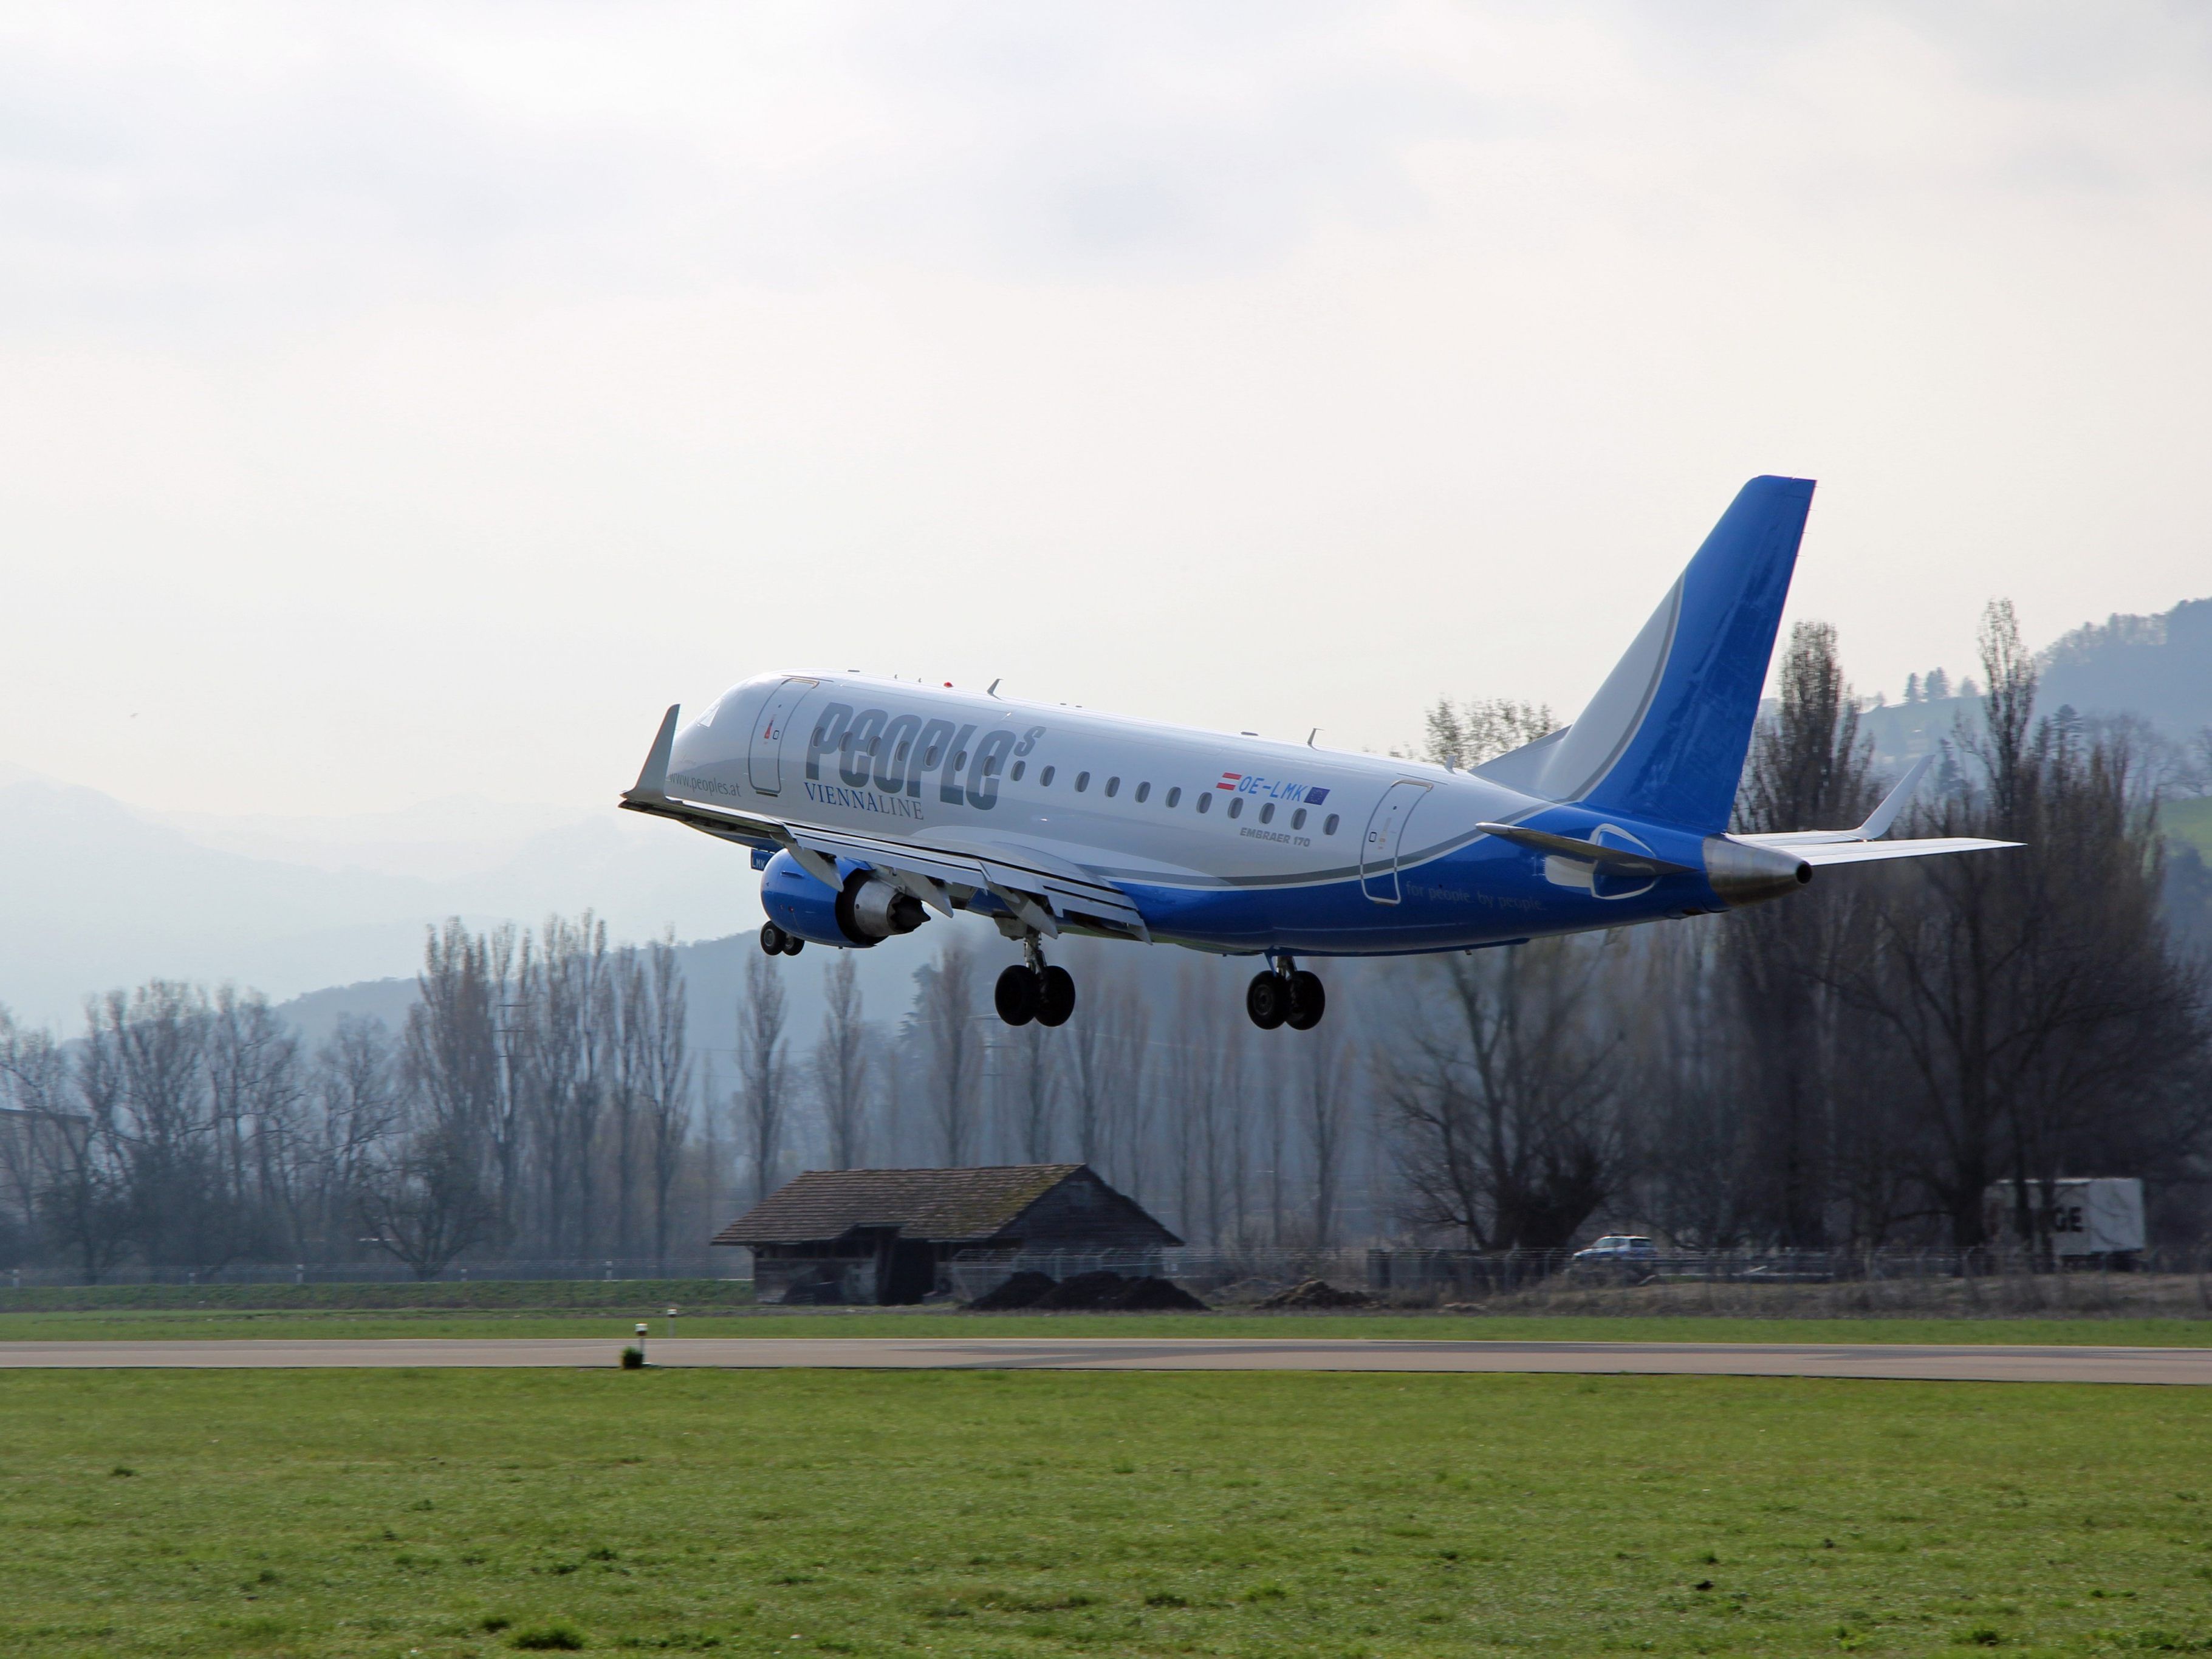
left=1292, top=807, right=1307, bottom=830
left=1228, top=798, right=1244, bottom=820
left=1196, top=793, right=1211, bottom=815
left=985, top=753, right=1002, bottom=776
left=1259, top=802, right=1275, bottom=824
left=895, top=742, right=910, bottom=764
left=1104, top=776, right=1120, bottom=798
left=1324, top=813, right=1340, bottom=835
left=1075, top=771, right=1091, bottom=792
left=1011, top=761, right=1026, bottom=782
left=1135, top=782, right=1151, bottom=803
left=1165, top=787, right=1181, bottom=808
left=953, top=751, right=967, bottom=770
left=1040, top=765, right=1055, bottom=786
left=924, top=746, right=940, bottom=768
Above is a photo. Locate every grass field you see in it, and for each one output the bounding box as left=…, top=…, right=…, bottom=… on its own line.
left=5, top=1306, right=2212, bottom=1346
left=5, top=1367, right=2211, bottom=1657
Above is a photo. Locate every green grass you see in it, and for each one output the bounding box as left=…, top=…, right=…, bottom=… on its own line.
left=2163, top=795, right=2212, bottom=860
left=0, top=1279, right=755, bottom=1315
left=3, top=1306, right=2212, bottom=1345
left=5, top=1369, right=2212, bottom=1657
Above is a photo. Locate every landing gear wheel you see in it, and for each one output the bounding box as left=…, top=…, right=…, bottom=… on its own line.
left=1285, top=970, right=1326, bottom=1030
left=782, top=932, right=804, bottom=956
left=759, top=922, right=789, bottom=956
left=1246, top=971, right=1287, bottom=1030
left=1036, top=965, right=1077, bottom=1027
left=995, top=963, right=1039, bottom=1026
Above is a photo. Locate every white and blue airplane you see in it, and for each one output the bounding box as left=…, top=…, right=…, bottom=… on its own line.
left=622, top=477, right=2012, bottom=1031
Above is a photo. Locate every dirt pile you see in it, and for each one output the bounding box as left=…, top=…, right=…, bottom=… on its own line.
left=965, top=1271, right=1058, bottom=1312
left=1109, top=1276, right=1209, bottom=1312
left=1255, top=1278, right=1375, bottom=1311
left=965, top=1270, right=1207, bottom=1312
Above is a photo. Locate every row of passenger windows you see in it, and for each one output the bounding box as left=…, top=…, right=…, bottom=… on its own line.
left=1007, top=759, right=1340, bottom=835
left=834, top=732, right=1343, bottom=835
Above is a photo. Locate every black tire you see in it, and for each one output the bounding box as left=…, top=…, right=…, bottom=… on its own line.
left=1246, top=971, right=1286, bottom=1030
left=1036, top=965, right=1077, bottom=1027
left=995, top=964, right=1039, bottom=1026
left=782, top=934, right=805, bottom=955
left=1286, top=970, right=1325, bottom=1030
left=759, top=922, right=787, bottom=956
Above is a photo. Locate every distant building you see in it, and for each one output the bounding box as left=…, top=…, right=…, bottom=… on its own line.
left=713, top=1163, right=1180, bottom=1305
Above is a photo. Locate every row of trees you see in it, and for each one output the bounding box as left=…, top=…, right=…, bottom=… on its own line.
left=5, top=598, right=2207, bottom=1274
left=1383, top=604, right=2211, bottom=1251
left=0, top=926, right=700, bottom=1279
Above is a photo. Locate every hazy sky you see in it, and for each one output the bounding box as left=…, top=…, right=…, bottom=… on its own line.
left=4, top=2, right=2209, bottom=818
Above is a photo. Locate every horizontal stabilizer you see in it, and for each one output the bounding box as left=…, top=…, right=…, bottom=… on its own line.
left=1738, top=756, right=1935, bottom=848
left=1476, top=822, right=1697, bottom=878
left=1793, top=836, right=2018, bottom=867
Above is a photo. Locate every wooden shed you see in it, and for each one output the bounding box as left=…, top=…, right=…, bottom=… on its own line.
left=713, top=1163, right=1180, bottom=1305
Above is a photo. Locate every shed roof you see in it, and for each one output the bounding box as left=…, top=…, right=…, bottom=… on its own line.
left=713, top=1164, right=1094, bottom=1247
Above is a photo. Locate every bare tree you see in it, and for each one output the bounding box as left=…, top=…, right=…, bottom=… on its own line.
left=999, top=1021, right=1059, bottom=1163
left=736, top=949, right=791, bottom=1202
left=911, top=934, right=981, bottom=1165
left=1727, top=620, right=1880, bottom=1245
left=1420, top=697, right=1558, bottom=770
left=1385, top=939, right=1629, bottom=1250
left=639, top=936, right=693, bottom=1272
left=812, top=952, right=871, bottom=1169
left=1296, top=1016, right=1354, bottom=1248
left=357, top=1102, right=499, bottom=1281
left=1846, top=600, right=2208, bottom=1244
left=306, top=1017, right=405, bottom=1264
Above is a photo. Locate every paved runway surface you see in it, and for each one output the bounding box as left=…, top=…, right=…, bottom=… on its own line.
left=1, top=1336, right=2208, bottom=1383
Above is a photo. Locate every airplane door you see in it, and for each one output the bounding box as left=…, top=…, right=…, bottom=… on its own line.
left=747, top=677, right=817, bottom=796
left=1360, top=780, right=1431, bottom=903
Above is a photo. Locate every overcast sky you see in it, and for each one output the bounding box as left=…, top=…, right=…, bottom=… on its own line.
left=4, top=1, right=2208, bottom=818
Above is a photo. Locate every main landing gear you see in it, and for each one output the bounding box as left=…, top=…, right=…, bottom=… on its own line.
left=1247, top=956, right=1325, bottom=1031
left=758, top=922, right=804, bottom=956
left=995, top=937, right=1075, bottom=1028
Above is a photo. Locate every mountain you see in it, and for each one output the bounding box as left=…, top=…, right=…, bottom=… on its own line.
left=2039, top=599, right=2212, bottom=740
left=0, top=776, right=770, bottom=1029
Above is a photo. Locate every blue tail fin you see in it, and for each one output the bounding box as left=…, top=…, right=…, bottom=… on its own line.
left=1522, top=476, right=1814, bottom=832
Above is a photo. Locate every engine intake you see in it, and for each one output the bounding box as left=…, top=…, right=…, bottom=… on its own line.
left=761, top=851, right=928, bottom=948
left=841, top=876, right=926, bottom=942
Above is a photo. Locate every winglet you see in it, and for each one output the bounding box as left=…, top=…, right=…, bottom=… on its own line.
left=626, top=705, right=680, bottom=801
left=1855, top=754, right=1931, bottom=841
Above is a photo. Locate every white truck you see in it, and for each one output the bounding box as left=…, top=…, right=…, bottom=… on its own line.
left=1984, top=1178, right=2145, bottom=1262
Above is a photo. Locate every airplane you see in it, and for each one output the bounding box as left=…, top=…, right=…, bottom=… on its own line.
left=620, top=476, right=2013, bottom=1031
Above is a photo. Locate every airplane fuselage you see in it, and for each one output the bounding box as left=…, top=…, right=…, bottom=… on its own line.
left=666, top=672, right=1736, bottom=957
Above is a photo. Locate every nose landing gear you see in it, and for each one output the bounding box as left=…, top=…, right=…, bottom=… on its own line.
left=995, top=937, right=1076, bottom=1028
left=1247, top=957, right=1325, bottom=1030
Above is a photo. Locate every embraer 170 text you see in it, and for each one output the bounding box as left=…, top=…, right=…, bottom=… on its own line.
left=623, top=477, right=2013, bottom=1030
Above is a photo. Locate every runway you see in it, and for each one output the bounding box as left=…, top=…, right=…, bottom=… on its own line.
left=2, top=1336, right=2208, bottom=1384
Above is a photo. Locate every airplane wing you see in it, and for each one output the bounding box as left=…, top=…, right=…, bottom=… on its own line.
left=1736, top=757, right=1935, bottom=847
left=1730, top=756, right=2019, bottom=866
left=618, top=705, right=1150, bottom=940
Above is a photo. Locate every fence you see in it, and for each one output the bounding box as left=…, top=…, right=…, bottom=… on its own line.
left=942, top=1243, right=2212, bottom=1310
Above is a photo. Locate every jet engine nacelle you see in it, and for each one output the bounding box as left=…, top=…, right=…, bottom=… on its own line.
left=759, top=849, right=928, bottom=948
